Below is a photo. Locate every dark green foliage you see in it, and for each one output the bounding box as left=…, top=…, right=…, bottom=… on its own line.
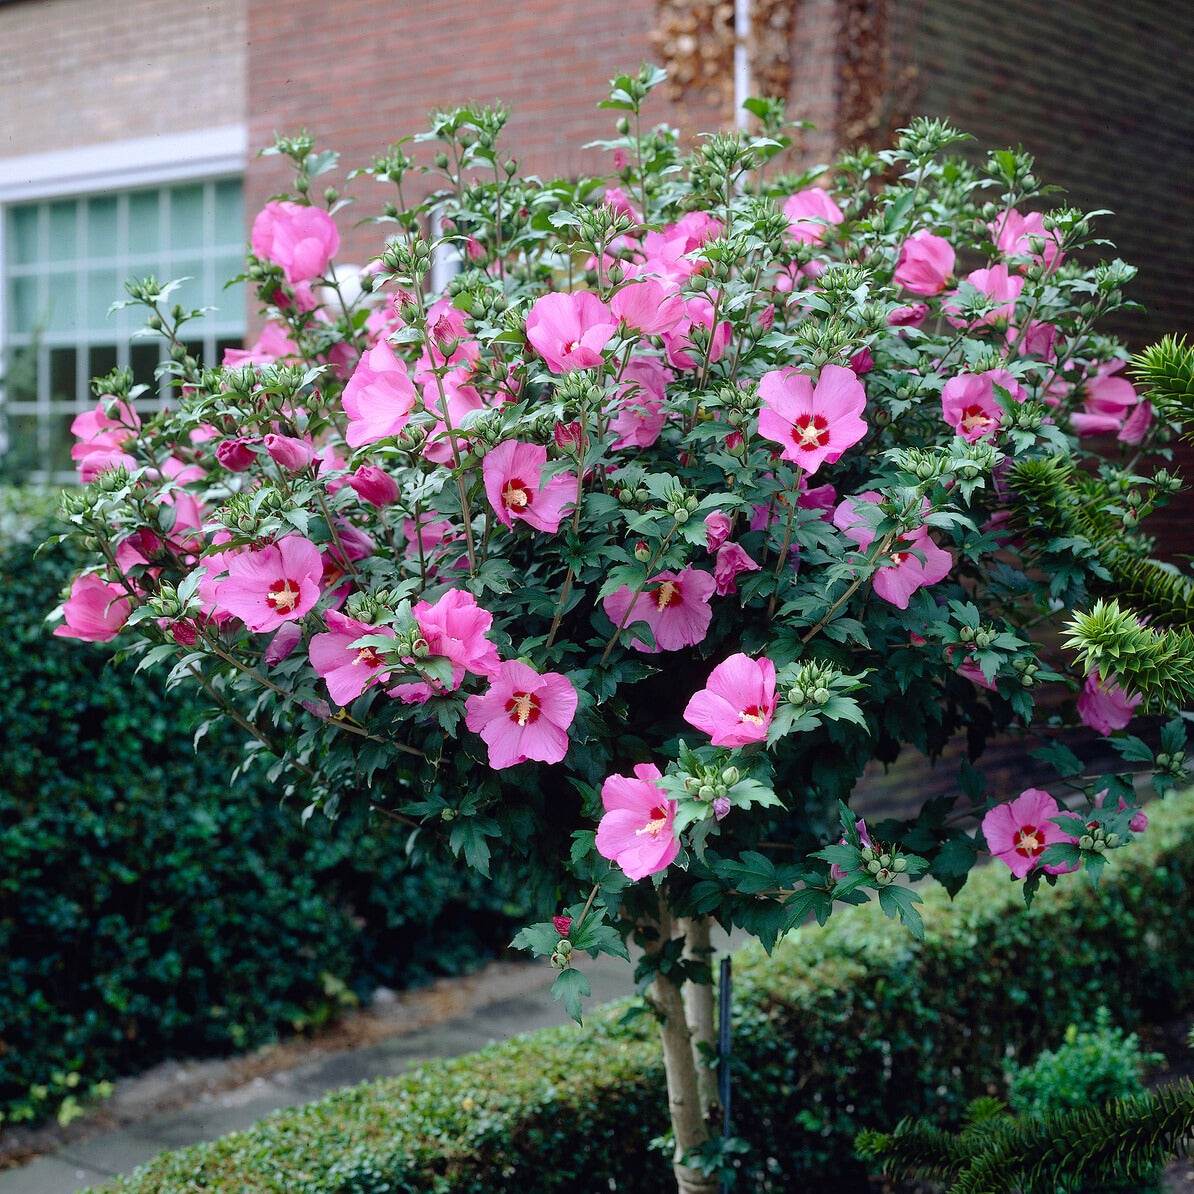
left=0, top=509, right=524, bottom=1127
left=96, top=787, right=1194, bottom=1194
left=1133, top=334, right=1194, bottom=435
left=1006, top=1007, right=1161, bottom=1118
left=859, top=1082, right=1194, bottom=1194
left=1007, top=455, right=1194, bottom=633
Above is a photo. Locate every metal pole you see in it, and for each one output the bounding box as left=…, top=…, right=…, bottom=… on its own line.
left=718, top=955, right=733, bottom=1194
left=734, top=0, right=752, bottom=131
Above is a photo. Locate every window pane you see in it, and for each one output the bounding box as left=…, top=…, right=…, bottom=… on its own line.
left=130, top=342, right=160, bottom=392
left=49, top=412, right=76, bottom=476
left=128, top=190, right=161, bottom=257
left=169, top=184, right=205, bottom=252
left=86, top=270, right=123, bottom=332
left=170, top=260, right=205, bottom=311
left=4, top=415, right=44, bottom=476
left=8, top=206, right=40, bottom=266
left=48, top=201, right=78, bottom=262
left=45, top=274, right=78, bottom=335
left=214, top=179, right=243, bottom=245
left=4, top=342, right=38, bottom=404
left=88, top=345, right=118, bottom=389
left=48, top=347, right=78, bottom=410
left=8, top=275, right=42, bottom=333
left=86, top=195, right=119, bottom=260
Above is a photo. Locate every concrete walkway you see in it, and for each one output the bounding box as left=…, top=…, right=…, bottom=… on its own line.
left=0, top=952, right=637, bottom=1193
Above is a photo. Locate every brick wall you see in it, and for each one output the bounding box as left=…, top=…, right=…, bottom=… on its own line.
left=886, top=0, right=1194, bottom=349
left=244, top=0, right=729, bottom=265
left=0, top=0, right=245, bottom=157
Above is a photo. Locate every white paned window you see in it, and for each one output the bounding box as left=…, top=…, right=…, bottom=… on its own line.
left=3, top=178, right=246, bottom=481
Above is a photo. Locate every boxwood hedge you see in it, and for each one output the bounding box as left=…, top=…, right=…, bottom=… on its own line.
left=97, top=784, right=1194, bottom=1193
left=0, top=496, right=525, bottom=1128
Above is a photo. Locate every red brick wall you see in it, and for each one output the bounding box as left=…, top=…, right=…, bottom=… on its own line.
left=886, top=0, right=1194, bottom=349
left=246, top=0, right=727, bottom=265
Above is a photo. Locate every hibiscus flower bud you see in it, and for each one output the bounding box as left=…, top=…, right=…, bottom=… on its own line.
left=713, top=796, right=731, bottom=821
left=553, top=420, right=585, bottom=454
left=552, top=915, right=573, bottom=938
left=633, top=540, right=652, bottom=562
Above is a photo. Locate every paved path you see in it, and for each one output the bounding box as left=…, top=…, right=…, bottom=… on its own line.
left=0, top=952, right=638, bottom=1193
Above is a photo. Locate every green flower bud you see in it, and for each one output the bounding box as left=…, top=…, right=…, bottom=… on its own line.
left=721, top=766, right=740, bottom=787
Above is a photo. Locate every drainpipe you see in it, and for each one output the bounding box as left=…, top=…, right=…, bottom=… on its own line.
left=734, top=0, right=752, bottom=130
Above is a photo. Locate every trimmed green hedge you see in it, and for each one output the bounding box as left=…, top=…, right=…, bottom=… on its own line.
left=0, top=507, right=525, bottom=1127
left=97, top=786, right=1194, bottom=1193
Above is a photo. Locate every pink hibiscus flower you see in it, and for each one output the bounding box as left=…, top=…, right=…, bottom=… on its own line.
left=53, top=573, right=133, bottom=643
left=342, top=339, right=418, bottom=448
left=713, top=542, right=761, bottom=595
left=608, top=357, right=672, bottom=450
left=683, top=653, right=777, bottom=747
left=463, top=660, right=578, bottom=769
left=602, top=566, right=716, bottom=653
left=594, top=763, right=679, bottom=881
left=1076, top=670, right=1143, bottom=736
left=213, top=535, right=324, bottom=632
left=1070, top=360, right=1147, bottom=441
left=940, top=369, right=1026, bottom=442
left=661, top=295, right=731, bottom=371
left=525, top=291, right=617, bottom=373
left=610, top=278, right=686, bottom=335
left=70, top=398, right=140, bottom=482
left=894, top=229, right=955, bottom=296
left=782, top=186, right=844, bottom=244
left=982, top=787, right=1078, bottom=878
left=394, top=588, right=501, bottom=704
left=757, top=363, right=868, bottom=474
left=251, top=200, right=340, bottom=286
left=482, top=440, right=575, bottom=533
left=834, top=493, right=953, bottom=609
left=308, top=610, right=395, bottom=706
left=989, top=208, right=1064, bottom=272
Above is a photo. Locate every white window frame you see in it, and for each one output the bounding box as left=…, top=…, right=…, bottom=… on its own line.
left=0, top=125, right=247, bottom=481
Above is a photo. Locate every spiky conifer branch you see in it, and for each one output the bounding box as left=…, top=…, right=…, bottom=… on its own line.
left=1007, top=456, right=1194, bottom=632
left=1132, top=334, right=1194, bottom=436
left=858, top=1081, right=1194, bottom=1194
left=1062, top=599, right=1194, bottom=709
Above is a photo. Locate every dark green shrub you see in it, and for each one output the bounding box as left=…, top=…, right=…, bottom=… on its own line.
left=0, top=503, right=525, bottom=1127
left=97, top=786, right=1194, bottom=1193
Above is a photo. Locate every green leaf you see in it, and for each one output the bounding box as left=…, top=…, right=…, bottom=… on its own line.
left=877, top=885, right=924, bottom=939
left=551, top=967, right=591, bottom=1025
left=511, top=922, right=562, bottom=959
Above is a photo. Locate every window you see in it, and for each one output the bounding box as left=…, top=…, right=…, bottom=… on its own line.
left=0, top=125, right=247, bottom=482
left=2, top=179, right=245, bottom=481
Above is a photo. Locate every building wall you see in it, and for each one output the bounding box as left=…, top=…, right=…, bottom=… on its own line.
left=887, top=0, right=1194, bottom=348
left=0, top=0, right=246, bottom=156
left=244, top=0, right=731, bottom=264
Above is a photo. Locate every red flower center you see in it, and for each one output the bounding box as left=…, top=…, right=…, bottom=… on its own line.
left=792, top=413, right=830, bottom=450
left=738, top=704, right=767, bottom=726
left=354, top=646, right=383, bottom=670
left=636, top=806, right=669, bottom=837
left=960, top=405, right=995, bottom=434
left=1012, top=824, right=1045, bottom=858
left=266, top=578, right=301, bottom=612
left=502, top=478, right=532, bottom=511
left=653, top=579, right=682, bottom=609
left=506, top=691, right=541, bottom=726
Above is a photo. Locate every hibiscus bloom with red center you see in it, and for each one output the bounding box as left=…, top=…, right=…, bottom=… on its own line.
left=464, top=660, right=578, bottom=769
left=683, top=653, right=777, bottom=747
left=602, top=566, right=715, bottom=653
left=213, top=535, right=324, bottom=633
left=525, top=291, right=617, bottom=373
left=834, top=493, right=952, bottom=610
left=309, top=610, right=395, bottom=706
left=482, top=440, right=575, bottom=533
left=757, top=364, right=868, bottom=475
left=982, top=787, right=1078, bottom=878
left=594, top=763, right=679, bottom=881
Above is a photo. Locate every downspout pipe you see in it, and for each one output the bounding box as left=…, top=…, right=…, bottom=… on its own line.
left=734, top=0, right=752, bottom=130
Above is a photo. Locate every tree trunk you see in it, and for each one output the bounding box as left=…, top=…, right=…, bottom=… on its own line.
left=650, top=894, right=720, bottom=1194
left=680, top=915, right=722, bottom=1121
